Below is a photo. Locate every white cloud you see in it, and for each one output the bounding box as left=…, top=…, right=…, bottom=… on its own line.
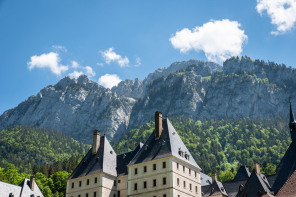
left=100, top=47, right=129, bottom=67
left=98, top=74, right=122, bottom=89
left=69, top=61, right=96, bottom=78
left=71, top=61, right=80, bottom=68
left=68, top=71, right=84, bottom=78
left=52, top=45, right=68, bottom=52
left=28, top=52, right=68, bottom=75
left=135, top=57, right=141, bottom=67
left=85, top=66, right=96, bottom=77
left=256, top=0, right=296, bottom=35
left=170, top=19, right=248, bottom=63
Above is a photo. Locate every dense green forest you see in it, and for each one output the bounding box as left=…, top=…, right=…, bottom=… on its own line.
left=0, top=126, right=90, bottom=173
left=112, top=116, right=290, bottom=174
left=0, top=117, right=292, bottom=196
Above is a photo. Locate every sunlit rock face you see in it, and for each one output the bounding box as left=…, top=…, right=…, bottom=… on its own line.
left=1, top=57, right=295, bottom=143
left=0, top=75, right=134, bottom=143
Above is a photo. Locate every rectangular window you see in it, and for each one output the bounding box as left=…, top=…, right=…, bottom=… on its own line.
left=144, top=166, right=147, bottom=172
left=135, top=168, right=138, bottom=175
left=177, top=163, right=179, bottom=169
left=117, top=191, right=120, bottom=197
left=195, top=186, right=198, bottom=193
left=178, top=195, right=180, bottom=197
left=183, top=181, right=186, bottom=188
left=177, top=178, right=179, bottom=186
left=71, top=182, right=74, bottom=188
left=86, top=194, right=88, bottom=197
left=94, top=177, right=97, bottom=183
left=87, top=179, right=89, bottom=185
left=114, top=180, right=116, bottom=186
left=94, top=192, right=97, bottom=197
left=153, top=164, right=156, bottom=170
left=153, top=179, right=157, bottom=187
left=118, top=180, right=121, bottom=183
left=195, top=171, right=197, bottom=177
left=79, top=181, right=82, bottom=187
left=183, top=166, right=185, bottom=172
left=189, top=169, right=191, bottom=175
left=78, top=195, right=81, bottom=197
left=163, top=161, right=166, bottom=168
left=163, top=177, right=166, bottom=185
left=190, top=183, right=192, bottom=191
left=163, top=195, right=166, bottom=197
left=143, top=181, right=147, bottom=188
left=134, top=183, right=137, bottom=190
left=113, top=195, right=116, bottom=197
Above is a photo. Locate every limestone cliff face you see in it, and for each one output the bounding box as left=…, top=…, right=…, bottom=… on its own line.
left=0, top=75, right=133, bottom=143
left=0, top=57, right=294, bottom=143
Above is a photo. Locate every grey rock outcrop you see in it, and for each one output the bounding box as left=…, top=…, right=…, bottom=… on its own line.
left=0, top=75, right=133, bottom=143
left=0, top=57, right=295, bottom=143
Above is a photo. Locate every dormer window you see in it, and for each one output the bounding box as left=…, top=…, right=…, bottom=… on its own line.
left=184, top=153, right=190, bottom=160
left=178, top=148, right=184, bottom=157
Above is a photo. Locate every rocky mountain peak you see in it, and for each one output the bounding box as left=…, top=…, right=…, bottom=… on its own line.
left=1, top=57, right=295, bottom=143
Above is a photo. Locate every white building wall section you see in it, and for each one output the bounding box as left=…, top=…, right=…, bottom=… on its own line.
left=66, top=173, right=116, bottom=197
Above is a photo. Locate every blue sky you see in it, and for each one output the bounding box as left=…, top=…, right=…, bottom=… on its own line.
left=1, top=0, right=296, bottom=114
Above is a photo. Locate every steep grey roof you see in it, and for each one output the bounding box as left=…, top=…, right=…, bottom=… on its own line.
left=0, top=179, right=44, bottom=197
left=0, top=181, right=22, bottom=196
left=233, top=166, right=250, bottom=181
left=68, top=135, right=117, bottom=179
left=19, top=178, right=44, bottom=197
left=241, top=170, right=271, bottom=196
left=128, top=118, right=200, bottom=169
left=201, top=172, right=212, bottom=186
left=272, top=141, right=296, bottom=193
left=117, top=143, right=143, bottom=176
left=222, top=179, right=247, bottom=197
left=266, top=174, right=276, bottom=188
left=203, top=180, right=228, bottom=197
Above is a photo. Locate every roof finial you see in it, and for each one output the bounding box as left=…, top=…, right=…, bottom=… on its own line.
left=290, top=96, right=295, bottom=123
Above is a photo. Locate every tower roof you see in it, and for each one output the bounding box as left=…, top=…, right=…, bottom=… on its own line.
left=242, top=170, right=271, bottom=196
left=128, top=118, right=200, bottom=170
left=233, top=165, right=251, bottom=181
left=68, top=135, right=117, bottom=179
left=290, top=99, right=295, bottom=124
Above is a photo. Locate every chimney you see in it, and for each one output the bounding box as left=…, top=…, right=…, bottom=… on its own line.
left=30, top=176, right=35, bottom=191
left=211, top=171, right=217, bottom=182
left=254, top=162, right=260, bottom=174
left=155, top=111, right=162, bottom=139
left=92, top=130, right=101, bottom=155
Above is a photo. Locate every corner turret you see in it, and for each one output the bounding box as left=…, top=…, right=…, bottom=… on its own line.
left=289, top=97, right=296, bottom=142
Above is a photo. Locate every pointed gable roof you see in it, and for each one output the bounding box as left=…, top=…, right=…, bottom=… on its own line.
left=233, top=165, right=251, bottom=181
left=241, top=170, right=271, bottom=196
left=116, top=143, right=143, bottom=176
left=19, top=178, right=44, bottom=197
left=271, top=141, right=296, bottom=193
left=68, top=135, right=117, bottom=179
left=128, top=118, right=200, bottom=170
left=203, top=180, right=228, bottom=197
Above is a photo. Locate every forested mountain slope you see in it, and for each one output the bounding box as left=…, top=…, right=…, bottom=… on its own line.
left=113, top=116, right=290, bottom=173
left=0, top=126, right=90, bottom=172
